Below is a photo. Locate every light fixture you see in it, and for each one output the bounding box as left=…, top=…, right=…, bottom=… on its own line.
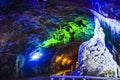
left=30, top=51, right=42, bottom=61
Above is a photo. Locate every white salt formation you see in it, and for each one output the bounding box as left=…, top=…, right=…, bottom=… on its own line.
left=78, top=16, right=118, bottom=77
left=90, top=9, right=120, bottom=42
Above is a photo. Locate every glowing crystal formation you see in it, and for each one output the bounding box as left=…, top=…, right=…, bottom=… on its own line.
left=78, top=15, right=118, bottom=77
left=90, top=9, right=120, bottom=42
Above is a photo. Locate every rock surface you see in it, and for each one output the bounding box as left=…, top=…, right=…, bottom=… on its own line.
left=78, top=17, right=118, bottom=77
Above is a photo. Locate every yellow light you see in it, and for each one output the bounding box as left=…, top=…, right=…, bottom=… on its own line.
left=67, top=60, right=71, bottom=65
left=55, top=56, right=62, bottom=63
left=62, top=58, right=67, bottom=62
left=62, top=58, right=67, bottom=65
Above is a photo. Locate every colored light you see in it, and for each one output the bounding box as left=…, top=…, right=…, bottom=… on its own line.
left=38, top=16, right=94, bottom=49
left=67, top=60, right=71, bottom=65
left=30, top=52, right=42, bottom=61
left=55, top=56, right=62, bottom=63
left=62, top=58, right=68, bottom=65
left=63, top=58, right=67, bottom=62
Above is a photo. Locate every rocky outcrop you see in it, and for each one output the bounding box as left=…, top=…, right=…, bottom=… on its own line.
left=78, top=17, right=118, bottom=77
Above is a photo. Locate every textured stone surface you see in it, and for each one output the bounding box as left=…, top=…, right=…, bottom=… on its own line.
left=78, top=17, right=118, bottom=77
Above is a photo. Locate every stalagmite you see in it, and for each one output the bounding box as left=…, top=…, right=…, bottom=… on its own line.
left=78, top=15, right=118, bottom=77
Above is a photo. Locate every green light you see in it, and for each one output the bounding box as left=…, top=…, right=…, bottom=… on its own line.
left=42, top=38, right=60, bottom=48
left=37, top=16, right=94, bottom=49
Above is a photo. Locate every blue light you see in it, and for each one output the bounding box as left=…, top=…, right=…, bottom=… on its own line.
left=30, top=51, right=42, bottom=61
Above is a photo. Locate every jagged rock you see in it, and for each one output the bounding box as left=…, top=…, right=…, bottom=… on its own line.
left=78, top=17, right=118, bottom=77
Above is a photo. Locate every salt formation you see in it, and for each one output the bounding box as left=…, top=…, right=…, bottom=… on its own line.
left=90, top=9, right=120, bottom=42
left=78, top=16, right=118, bottom=77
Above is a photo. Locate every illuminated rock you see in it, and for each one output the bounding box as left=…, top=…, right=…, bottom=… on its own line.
left=90, top=9, right=120, bottom=42
left=78, top=17, right=118, bottom=77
